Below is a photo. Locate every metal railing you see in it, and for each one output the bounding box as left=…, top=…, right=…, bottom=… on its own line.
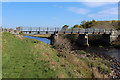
left=21, top=27, right=113, bottom=34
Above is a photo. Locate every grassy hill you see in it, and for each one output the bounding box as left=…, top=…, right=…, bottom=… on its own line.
left=2, top=32, right=111, bottom=78
left=80, top=20, right=120, bottom=30
left=91, top=20, right=119, bottom=30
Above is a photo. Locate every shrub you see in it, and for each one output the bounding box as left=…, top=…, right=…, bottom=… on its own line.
left=73, top=25, right=79, bottom=28
left=76, top=50, right=86, bottom=54
left=62, top=25, right=69, bottom=29
left=97, top=64, right=110, bottom=74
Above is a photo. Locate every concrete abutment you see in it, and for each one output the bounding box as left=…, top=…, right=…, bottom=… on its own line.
left=78, top=34, right=89, bottom=46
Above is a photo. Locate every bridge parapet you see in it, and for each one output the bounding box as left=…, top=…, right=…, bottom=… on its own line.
left=20, top=27, right=113, bottom=35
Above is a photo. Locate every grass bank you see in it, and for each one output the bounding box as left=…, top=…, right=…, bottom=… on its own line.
left=2, top=32, right=111, bottom=78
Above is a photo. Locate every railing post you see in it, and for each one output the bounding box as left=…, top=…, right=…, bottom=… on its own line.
left=47, top=27, right=48, bottom=31
left=56, top=27, right=58, bottom=33
left=39, top=27, right=40, bottom=31
left=78, top=28, right=80, bottom=34
left=71, top=28, right=73, bottom=34
left=104, top=29, right=106, bottom=34
left=21, top=27, right=22, bottom=31
left=36, top=27, right=37, bottom=31
left=86, top=28, right=88, bottom=34
left=99, top=29, right=101, bottom=34
left=46, top=27, right=48, bottom=34
left=55, top=27, right=56, bottom=32
left=110, top=29, right=112, bottom=34
left=93, top=28, right=95, bottom=34
left=85, top=28, right=87, bottom=34
left=57, top=28, right=59, bottom=33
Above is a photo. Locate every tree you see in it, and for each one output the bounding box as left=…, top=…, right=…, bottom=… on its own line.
left=80, top=20, right=96, bottom=28
left=81, top=20, right=86, bottom=25
left=79, top=25, right=83, bottom=28
left=62, top=25, right=69, bottom=29
left=73, top=25, right=79, bottom=28
left=92, top=19, right=95, bottom=22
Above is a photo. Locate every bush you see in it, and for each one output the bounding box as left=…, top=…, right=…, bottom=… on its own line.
left=62, top=25, right=69, bottom=29
left=81, top=20, right=96, bottom=28
left=73, top=25, right=79, bottom=28
left=97, top=64, right=110, bottom=74
left=76, top=50, right=86, bottom=54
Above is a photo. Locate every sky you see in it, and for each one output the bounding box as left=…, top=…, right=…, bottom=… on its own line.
left=2, top=2, right=119, bottom=28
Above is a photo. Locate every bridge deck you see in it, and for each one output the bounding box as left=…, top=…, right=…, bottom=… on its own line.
left=21, top=27, right=112, bottom=35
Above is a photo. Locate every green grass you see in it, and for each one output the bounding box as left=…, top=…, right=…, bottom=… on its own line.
left=2, top=32, right=62, bottom=78
left=2, top=32, right=111, bottom=78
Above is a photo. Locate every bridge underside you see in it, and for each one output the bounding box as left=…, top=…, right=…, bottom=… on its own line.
left=50, top=34, right=112, bottom=46
left=78, top=34, right=111, bottom=46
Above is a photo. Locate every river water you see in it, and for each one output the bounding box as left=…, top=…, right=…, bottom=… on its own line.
left=23, top=36, right=120, bottom=61
left=23, top=36, right=51, bottom=44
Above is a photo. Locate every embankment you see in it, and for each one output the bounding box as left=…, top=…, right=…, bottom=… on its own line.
left=53, top=34, right=120, bottom=78
left=2, top=32, right=120, bottom=78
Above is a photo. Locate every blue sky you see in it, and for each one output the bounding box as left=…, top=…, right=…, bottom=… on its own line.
left=2, top=2, right=118, bottom=28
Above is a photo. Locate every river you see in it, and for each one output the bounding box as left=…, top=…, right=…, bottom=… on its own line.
left=23, top=36, right=51, bottom=44
left=23, top=36, right=120, bottom=61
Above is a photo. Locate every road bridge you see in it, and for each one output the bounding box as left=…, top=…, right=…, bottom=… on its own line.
left=20, top=27, right=116, bottom=46
left=21, top=27, right=112, bottom=35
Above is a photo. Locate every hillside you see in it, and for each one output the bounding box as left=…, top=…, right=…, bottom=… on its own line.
left=80, top=20, right=120, bottom=30
left=91, top=20, right=119, bottom=30
left=2, top=32, right=112, bottom=78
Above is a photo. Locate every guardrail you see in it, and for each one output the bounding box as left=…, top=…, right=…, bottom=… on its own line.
left=21, top=27, right=113, bottom=34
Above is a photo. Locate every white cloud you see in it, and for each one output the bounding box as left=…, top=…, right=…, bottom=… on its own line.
left=68, top=7, right=90, bottom=15
left=83, top=2, right=117, bottom=7
left=88, top=14, right=108, bottom=18
left=88, top=7, right=118, bottom=19
left=98, top=7, right=118, bottom=15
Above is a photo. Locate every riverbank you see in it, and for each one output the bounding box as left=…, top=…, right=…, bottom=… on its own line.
left=53, top=35, right=120, bottom=78
left=111, top=35, right=120, bottom=49
left=2, top=32, right=120, bottom=78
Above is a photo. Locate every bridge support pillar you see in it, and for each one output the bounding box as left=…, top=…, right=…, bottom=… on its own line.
left=78, top=34, right=89, bottom=46
left=50, top=34, right=58, bottom=45
left=102, top=34, right=111, bottom=45
left=50, top=34, right=55, bottom=45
